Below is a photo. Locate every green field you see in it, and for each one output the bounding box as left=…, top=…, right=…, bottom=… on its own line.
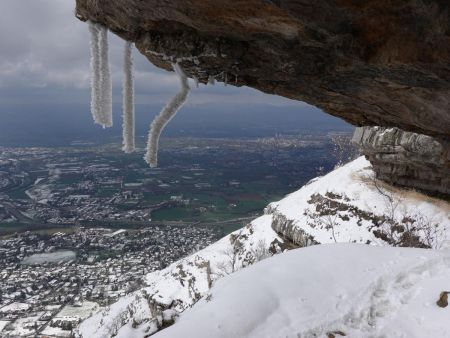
left=0, top=137, right=338, bottom=237
left=151, top=189, right=280, bottom=222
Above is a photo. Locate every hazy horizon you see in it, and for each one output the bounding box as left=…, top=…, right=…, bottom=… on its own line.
left=0, top=102, right=352, bottom=147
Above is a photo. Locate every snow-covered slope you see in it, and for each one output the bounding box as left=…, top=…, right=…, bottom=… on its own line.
left=154, top=244, right=450, bottom=338
left=76, top=157, right=449, bottom=337
left=76, top=215, right=286, bottom=337
left=267, top=156, right=449, bottom=248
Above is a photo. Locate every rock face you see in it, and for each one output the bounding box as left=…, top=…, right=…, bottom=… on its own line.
left=75, top=0, right=450, bottom=140
left=354, top=127, right=450, bottom=196
left=265, top=156, right=450, bottom=249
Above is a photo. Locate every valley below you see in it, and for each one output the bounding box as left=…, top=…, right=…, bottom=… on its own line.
left=0, top=132, right=350, bottom=336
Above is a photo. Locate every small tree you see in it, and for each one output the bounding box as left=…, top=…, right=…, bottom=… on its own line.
left=331, top=134, right=360, bottom=168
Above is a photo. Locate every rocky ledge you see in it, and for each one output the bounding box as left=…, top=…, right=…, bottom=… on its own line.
left=354, top=127, right=450, bottom=196
left=75, top=0, right=450, bottom=140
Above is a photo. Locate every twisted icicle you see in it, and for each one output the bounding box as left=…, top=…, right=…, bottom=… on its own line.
left=144, top=63, right=190, bottom=167
left=89, top=21, right=112, bottom=128
left=122, top=41, right=135, bottom=153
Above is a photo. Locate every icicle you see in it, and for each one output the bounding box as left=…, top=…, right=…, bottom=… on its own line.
left=122, top=41, right=135, bottom=153
left=98, top=25, right=113, bottom=128
left=208, top=75, right=216, bottom=85
left=89, top=22, right=113, bottom=128
left=144, top=63, right=190, bottom=168
left=89, top=22, right=102, bottom=125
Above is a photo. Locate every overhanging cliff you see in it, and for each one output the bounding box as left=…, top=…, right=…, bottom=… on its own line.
left=75, top=0, right=450, bottom=140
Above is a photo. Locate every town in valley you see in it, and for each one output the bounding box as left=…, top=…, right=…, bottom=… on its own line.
left=0, top=133, right=352, bottom=336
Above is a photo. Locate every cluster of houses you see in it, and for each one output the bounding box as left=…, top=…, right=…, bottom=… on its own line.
left=0, top=225, right=220, bottom=336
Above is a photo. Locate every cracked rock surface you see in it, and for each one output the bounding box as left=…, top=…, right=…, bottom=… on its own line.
left=75, top=0, right=450, bottom=140
left=354, top=126, right=450, bottom=196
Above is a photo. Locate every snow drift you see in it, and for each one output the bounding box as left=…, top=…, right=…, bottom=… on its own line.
left=155, top=244, right=450, bottom=338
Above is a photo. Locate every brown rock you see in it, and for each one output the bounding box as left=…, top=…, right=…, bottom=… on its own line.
left=327, top=331, right=347, bottom=338
left=437, top=291, right=449, bottom=308
left=75, top=0, right=450, bottom=140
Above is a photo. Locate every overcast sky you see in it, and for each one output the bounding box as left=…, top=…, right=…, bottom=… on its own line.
left=0, top=0, right=307, bottom=107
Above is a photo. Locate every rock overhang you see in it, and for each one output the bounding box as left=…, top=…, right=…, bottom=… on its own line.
left=75, top=0, right=450, bottom=140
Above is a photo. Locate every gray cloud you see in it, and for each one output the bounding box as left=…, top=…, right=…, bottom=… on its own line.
left=0, top=0, right=306, bottom=108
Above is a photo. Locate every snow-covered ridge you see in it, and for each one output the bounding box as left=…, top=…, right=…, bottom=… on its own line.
left=154, top=244, right=450, bottom=338
left=76, top=157, right=449, bottom=337
left=267, top=156, right=449, bottom=249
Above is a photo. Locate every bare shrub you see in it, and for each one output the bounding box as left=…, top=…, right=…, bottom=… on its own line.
left=330, top=133, right=360, bottom=168
left=250, top=240, right=271, bottom=263
left=369, top=174, right=446, bottom=249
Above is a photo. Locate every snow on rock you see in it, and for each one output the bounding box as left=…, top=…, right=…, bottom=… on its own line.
left=267, top=156, right=449, bottom=249
left=76, top=292, right=155, bottom=338
left=75, top=216, right=285, bottom=337
left=154, top=244, right=450, bottom=338
left=0, top=321, right=10, bottom=335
